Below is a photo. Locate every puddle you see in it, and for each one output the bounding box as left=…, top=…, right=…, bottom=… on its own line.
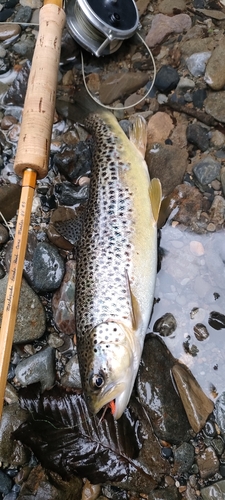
left=149, top=222, right=225, bottom=401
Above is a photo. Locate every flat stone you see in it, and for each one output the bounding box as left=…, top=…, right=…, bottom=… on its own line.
left=52, top=260, right=76, bottom=335
left=145, top=13, right=192, bottom=48
left=146, top=144, right=188, bottom=197
left=0, top=403, right=29, bottom=467
left=99, top=72, right=149, bottom=105
left=158, top=0, right=186, bottom=14
left=205, top=91, right=225, bottom=123
left=196, top=446, right=219, bottom=479
left=137, top=335, right=190, bottom=444
left=14, top=5, right=32, bottom=22
left=186, top=52, right=211, bottom=77
left=15, top=346, right=55, bottom=391
left=201, top=480, right=225, bottom=500
left=197, top=8, right=225, bottom=19
left=181, top=36, right=216, bottom=57
left=192, top=155, right=221, bottom=186
left=0, top=23, right=21, bottom=41
left=147, top=112, right=174, bottom=144
left=0, top=276, right=46, bottom=344
left=205, top=38, right=225, bottom=90
left=172, top=363, right=214, bottom=433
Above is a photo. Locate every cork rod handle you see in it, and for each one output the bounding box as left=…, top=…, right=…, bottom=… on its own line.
left=14, top=1, right=66, bottom=179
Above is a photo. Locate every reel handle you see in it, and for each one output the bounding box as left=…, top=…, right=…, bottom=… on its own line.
left=14, top=0, right=66, bottom=179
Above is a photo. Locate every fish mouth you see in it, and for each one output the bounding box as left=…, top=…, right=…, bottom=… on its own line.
left=89, top=382, right=131, bottom=420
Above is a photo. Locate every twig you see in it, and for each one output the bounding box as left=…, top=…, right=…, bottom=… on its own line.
left=160, top=101, right=218, bottom=127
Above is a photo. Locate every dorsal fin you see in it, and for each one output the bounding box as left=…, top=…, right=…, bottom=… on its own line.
left=149, top=178, right=162, bottom=223
left=129, top=115, right=147, bottom=158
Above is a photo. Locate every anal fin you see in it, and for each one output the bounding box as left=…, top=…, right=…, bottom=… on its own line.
left=129, top=115, right=147, bottom=158
left=149, top=178, right=162, bottom=223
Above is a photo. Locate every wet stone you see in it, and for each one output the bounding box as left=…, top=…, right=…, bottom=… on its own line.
left=173, top=442, right=195, bottom=473
left=17, top=464, right=82, bottom=500
left=0, top=403, right=29, bottom=467
left=146, top=144, right=188, bottom=197
left=193, top=323, right=209, bottom=341
left=3, top=60, right=30, bottom=106
left=33, top=242, right=65, bottom=293
left=205, top=91, right=225, bottom=123
left=212, top=436, right=224, bottom=456
left=0, top=185, right=21, bottom=222
left=0, top=224, right=9, bottom=245
left=0, top=275, right=46, bottom=343
left=0, top=470, right=12, bottom=495
left=52, top=260, right=76, bottom=335
left=208, top=311, right=225, bottom=330
left=61, top=354, right=82, bottom=388
left=196, top=446, right=219, bottom=479
left=145, top=13, right=192, bottom=48
left=15, top=346, right=55, bottom=391
left=147, top=486, right=181, bottom=499
left=203, top=420, right=217, bottom=438
left=192, top=156, right=221, bottom=188
left=187, top=123, right=209, bottom=152
left=205, top=38, right=225, bottom=91
left=12, top=37, right=34, bottom=57
left=55, top=181, right=89, bottom=205
left=154, top=65, right=180, bottom=93
left=153, top=312, right=177, bottom=337
left=172, top=363, right=214, bottom=433
left=137, top=334, right=190, bottom=444
left=215, top=392, right=225, bottom=439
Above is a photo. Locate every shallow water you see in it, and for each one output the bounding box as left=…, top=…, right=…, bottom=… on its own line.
left=149, top=222, right=225, bottom=401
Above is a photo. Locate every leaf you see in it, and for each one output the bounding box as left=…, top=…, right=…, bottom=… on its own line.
left=13, top=384, right=143, bottom=484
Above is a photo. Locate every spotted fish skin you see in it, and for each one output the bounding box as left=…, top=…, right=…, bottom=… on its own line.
left=73, top=103, right=161, bottom=419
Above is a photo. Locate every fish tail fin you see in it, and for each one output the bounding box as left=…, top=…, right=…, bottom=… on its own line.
left=149, top=178, right=162, bottom=223
left=129, top=115, right=147, bottom=158
left=56, top=89, right=109, bottom=125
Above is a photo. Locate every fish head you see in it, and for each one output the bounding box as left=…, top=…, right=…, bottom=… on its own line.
left=83, top=321, right=139, bottom=420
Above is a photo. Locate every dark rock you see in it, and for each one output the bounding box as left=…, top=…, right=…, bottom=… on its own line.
left=173, top=442, right=195, bottom=473
left=208, top=311, right=225, bottom=330
left=187, top=123, right=209, bottom=152
left=60, top=27, right=80, bottom=65
left=17, top=464, right=82, bottom=500
left=5, top=0, right=18, bottom=7
left=5, top=231, right=37, bottom=286
left=0, top=9, right=14, bottom=21
left=0, top=224, right=9, bottom=245
left=0, top=57, right=10, bottom=75
left=12, top=38, right=35, bottom=57
left=54, top=181, right=89, bottom=205
left=52, top=260, right=76, bottom=335
left=0, top=470, right=12, bottom=495
left=33, top=242, right=65, bottom=293
left=0, top=185, right=21, bottom=222
left=54, top=141, right=92, bottom=181
left=3, top=60, right=31, bottom=106
left=155, top=65, right=180, bottom=93
left=13, top=6, right=32, bottom=23
left=193, top=156, right=221, bottom=188
left=147, top=486, right=181, bottom=499
left=15, top=347, right=55, bottom=391
left=153, top=312, right=177, bottom=336
left=165, top=184, right=204, bottom=228
left=146, top=144, right=188, bottom=197
left=137, top=334, right=190, bottom=444
left=193, top=323, right=209, bottom=341
left=61, top=354, right=81, bottom=388
left=0, top=264, right=5, bottom=278
left=192, top=88, right=207, bottom=109
left=212, top=436, right=224, bottom=456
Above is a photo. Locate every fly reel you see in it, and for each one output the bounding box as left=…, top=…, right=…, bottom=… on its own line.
left=65, top=0, right=139, bottom=57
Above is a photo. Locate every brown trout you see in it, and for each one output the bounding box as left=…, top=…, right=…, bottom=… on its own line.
left=57, top=94, right=161, bottom=419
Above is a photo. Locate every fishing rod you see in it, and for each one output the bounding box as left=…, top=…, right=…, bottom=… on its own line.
left=0, top=0, right=66, bottom=418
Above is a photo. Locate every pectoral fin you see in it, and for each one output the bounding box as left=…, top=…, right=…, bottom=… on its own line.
left=149, top=178, right=162, bottom=223
left=129, top=115, right=147, bottom=158
left=125, top=269, right=140, bottom=330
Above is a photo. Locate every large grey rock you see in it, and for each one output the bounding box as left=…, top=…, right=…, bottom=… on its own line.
left=0, top=275, right=46, bottom=343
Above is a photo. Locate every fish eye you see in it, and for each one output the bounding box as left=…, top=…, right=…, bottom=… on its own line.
left=90, top=373, right=105, bottom=389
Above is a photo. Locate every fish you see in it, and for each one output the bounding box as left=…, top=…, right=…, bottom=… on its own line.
left=57, top=93, right=162, bottom=419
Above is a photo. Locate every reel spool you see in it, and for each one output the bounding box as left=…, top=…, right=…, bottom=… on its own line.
left=65, top=0, right=139, bottom=57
